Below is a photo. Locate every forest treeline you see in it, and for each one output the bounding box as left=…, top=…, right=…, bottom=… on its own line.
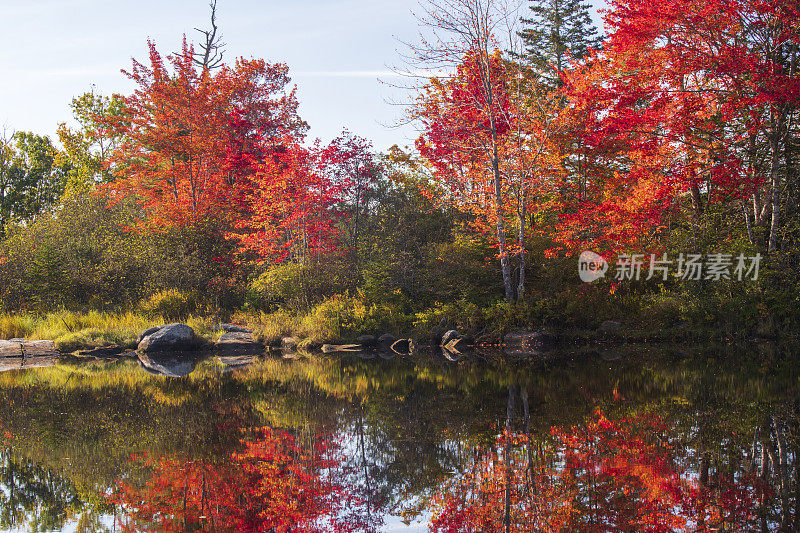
left=0, top=0, right=798, bottom=340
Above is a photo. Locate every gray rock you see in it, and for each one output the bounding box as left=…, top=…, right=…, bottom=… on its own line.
left=378, top=333, right=396, bottom=344
left=356, top=334, right=377, bottom=346
left=137, top=323, right=200, bottom=353
left=218, top=331, right=255, bottom=343
left=137, top=325, right=164, bottom=344
left=441, top=329, right=461, bottom=346
left=215, top=331, right=263, bottom=353
left=216, top=354, right=257, bottom=371
left=281, top=336, right=300, bottom=348
left=598, top=320, right=623, bottom=334
left=0, top=340, right=58, bottom=357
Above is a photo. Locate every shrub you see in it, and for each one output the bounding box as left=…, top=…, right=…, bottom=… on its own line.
left=138, top=290, right=201, bottom=322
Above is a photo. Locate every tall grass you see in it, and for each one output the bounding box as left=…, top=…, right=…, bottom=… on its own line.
left=0, top=315, right=36, bottom=339
left=0, top=311, right=216, bottom=352
left=238, top=295, right=411, bottom=346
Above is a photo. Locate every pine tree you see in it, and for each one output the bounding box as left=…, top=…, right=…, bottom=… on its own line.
left=518, top=0, right=602, bottom=89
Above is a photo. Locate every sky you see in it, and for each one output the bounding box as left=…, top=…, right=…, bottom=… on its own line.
left=1, top=0, right=606, bottom=152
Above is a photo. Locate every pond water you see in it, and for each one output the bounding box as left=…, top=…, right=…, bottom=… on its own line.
left=0, top=343, right=797, bottom=532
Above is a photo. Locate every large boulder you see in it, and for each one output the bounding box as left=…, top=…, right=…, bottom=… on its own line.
left=137, top=324, right=200, bottom=353
left=137, top=325, right=164, bottom=344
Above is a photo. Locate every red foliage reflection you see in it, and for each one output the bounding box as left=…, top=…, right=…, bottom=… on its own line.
left=111, top=427, right=382, bottom=532
left=429, top=411, right=763, bottom=532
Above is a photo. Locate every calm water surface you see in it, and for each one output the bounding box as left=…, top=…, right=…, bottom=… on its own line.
left=0, top=343, right=797, bottom=532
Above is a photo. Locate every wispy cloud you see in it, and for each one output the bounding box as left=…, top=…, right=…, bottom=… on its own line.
left=294, top=69, right=451, bottom=79
left=294, top=70, right=399, bottom=78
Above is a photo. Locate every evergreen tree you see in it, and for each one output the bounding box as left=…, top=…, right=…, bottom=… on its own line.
left=518, top=0, right=602, bottom=88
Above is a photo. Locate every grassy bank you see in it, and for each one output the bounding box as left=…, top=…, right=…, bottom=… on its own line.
left=0, top=311, right=216, bottom=353
left=2, top=281, right=795, bottom=354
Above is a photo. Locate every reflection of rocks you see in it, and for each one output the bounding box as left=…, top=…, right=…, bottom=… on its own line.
left=0, top=340, right=60, bottom=372
left=138, top=352, right=198, bottom=377
left=214, top=326, right=260, bottom=369
left=390, top=339, right=412, bottom=355
left=216, top=354, right=257, bottom=371
left=441, top=332, right=474, bottom=355
left=138, top=324, right=201, bottom=353
left=601, top=352, right=623, bottom=362
left=281, top=337, right=300, bottom=350
left=321, top=344, right=361, bottom=353
left=442, top=350, right=463, bottom=362
left=0, top=355, right=58, bottom=372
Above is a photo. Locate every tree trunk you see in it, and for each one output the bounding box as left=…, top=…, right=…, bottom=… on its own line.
left=768, top=109, right=785, bottom=254
left=517, top=189, right=527, bottom=301
left=491, top=124, right=514, bottom=302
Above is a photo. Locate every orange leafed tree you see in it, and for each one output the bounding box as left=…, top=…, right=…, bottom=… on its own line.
left=102, top=39, right=305, bottom=229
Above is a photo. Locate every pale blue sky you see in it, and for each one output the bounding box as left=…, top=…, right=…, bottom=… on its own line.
left=2, top=0, right=605, bottom=152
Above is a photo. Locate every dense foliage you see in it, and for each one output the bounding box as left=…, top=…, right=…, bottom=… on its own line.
left=0, top=0, right=798, bottom=340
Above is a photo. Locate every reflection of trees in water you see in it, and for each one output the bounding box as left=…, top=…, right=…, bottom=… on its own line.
left=0, top=349, right=799, bottom=530
left=429, top=384, right=800, bottom=532
left=0, top=445, right=109, bottom=532
left=112, top=426, right=384, bottom=532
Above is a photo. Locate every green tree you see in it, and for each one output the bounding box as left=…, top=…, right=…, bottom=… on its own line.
left=0, top=131, right=66, bottom=234
left=57, top=91, right=126, bottom=193
left=518, top=0, right=602, bottom=89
